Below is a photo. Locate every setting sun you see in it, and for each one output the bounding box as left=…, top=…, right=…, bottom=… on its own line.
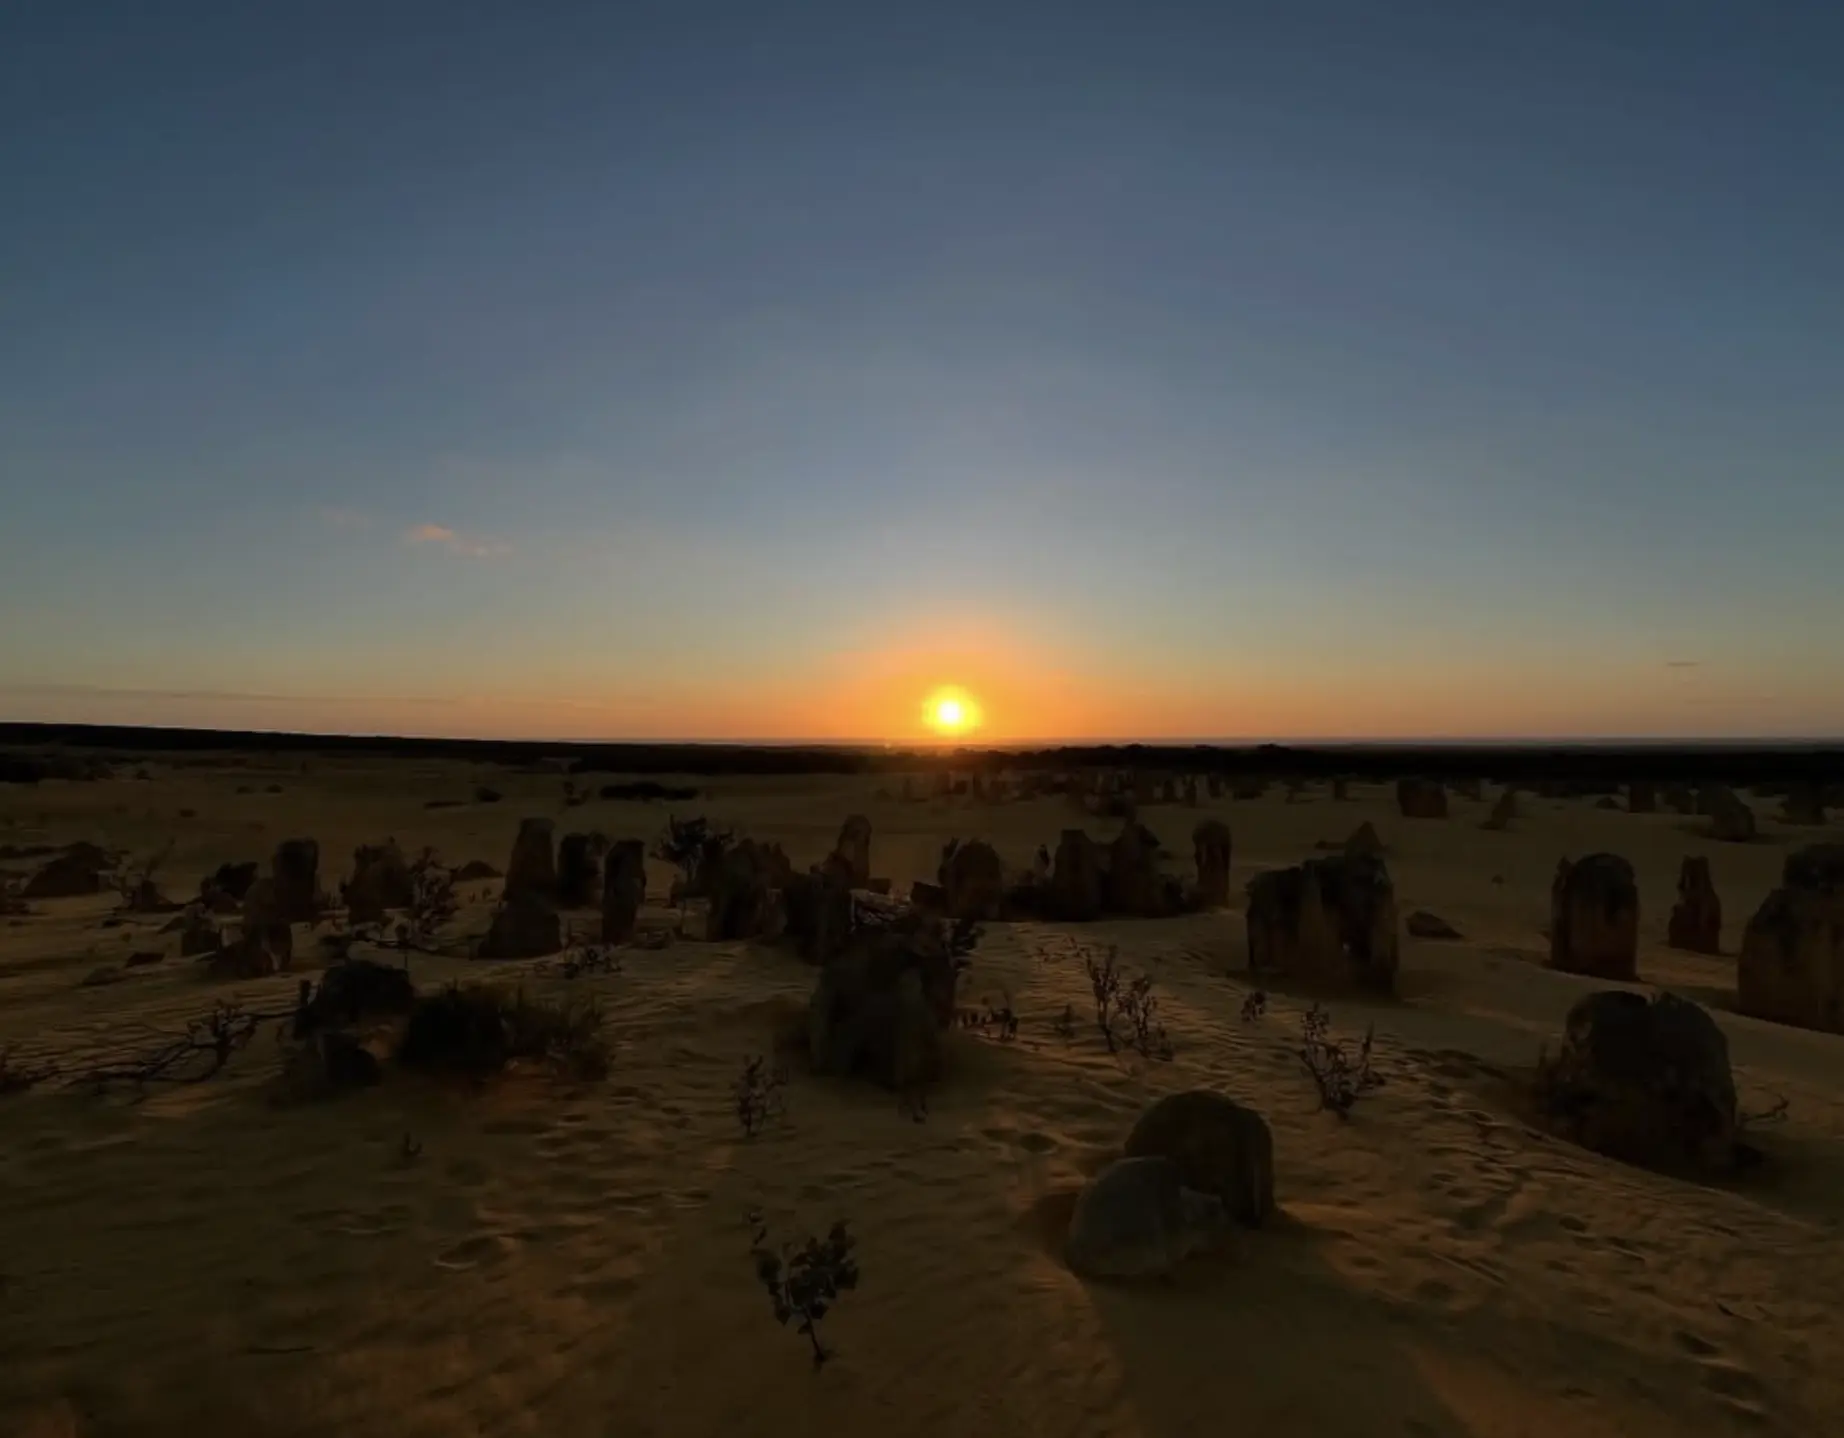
left=922, top=686, right=982, bottom=738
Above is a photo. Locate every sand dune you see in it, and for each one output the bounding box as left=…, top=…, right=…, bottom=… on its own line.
left=3, top=759, right=1841, bottom=1437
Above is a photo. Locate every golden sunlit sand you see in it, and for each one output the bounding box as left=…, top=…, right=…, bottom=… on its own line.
left=3, top=757, right=1843, bottom=1437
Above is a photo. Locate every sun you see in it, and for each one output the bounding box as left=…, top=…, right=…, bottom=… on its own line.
left=923, top=686, right=982, bottom=738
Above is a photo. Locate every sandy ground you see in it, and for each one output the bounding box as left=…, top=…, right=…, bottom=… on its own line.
left=2, top=758, right=1841, bottom=1438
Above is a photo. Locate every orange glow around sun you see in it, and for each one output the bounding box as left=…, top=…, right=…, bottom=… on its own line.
left=923, top=686, right=982, bottom=739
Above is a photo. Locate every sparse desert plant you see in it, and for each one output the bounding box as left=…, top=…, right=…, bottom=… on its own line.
left=733, top=1054, right=789, bottom=1137
left=747, top=1210, right=861, bottom=1371
left=955, top=992, right=1020, bottom=1042
left=1051, top=1003, right=1076, bottom=1042
left=1240, top=989, right=1268, bottom=1023
left=70, top=999, right=294, bottom=1093
left=1299, top=1003, right=1384, bottom=1118
left=1085, top=944, right=1124, bottom=1051
left=350, top=848, right=459, bottom=963
left=652, top=813, right=734, bottom=908
left=1117, top=973, right=1175, bottom=1061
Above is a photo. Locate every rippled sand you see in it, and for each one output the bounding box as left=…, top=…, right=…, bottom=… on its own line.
left=3, top=758, right=1841, bottom=1437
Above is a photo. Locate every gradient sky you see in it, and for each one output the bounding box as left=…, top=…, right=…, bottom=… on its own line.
left=3, top=2, right=1840, bottom=743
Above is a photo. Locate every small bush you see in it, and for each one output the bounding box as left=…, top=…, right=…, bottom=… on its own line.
left=747, top=1211, right=861, bottom=1371
left=1117, top=973, right=1174, bottom=1062
left=955, top=993, right=1020, bottom=1042
left=1299, top=1004, right=1383, bottom=1118
left=1085, top=945, right=1123, bottom=1051
left=733, top=1054, right=789, bottom=1138
left=350, top=848, right=458, bottom=959
left=652, top=814, right=734, bottom=899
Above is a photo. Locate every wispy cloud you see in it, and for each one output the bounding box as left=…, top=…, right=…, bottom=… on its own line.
left=404, top=523, right=507, bottom=558
left=1664, top=659, right=1703, bottom=670
left=318, top=505, right=373, bottom=531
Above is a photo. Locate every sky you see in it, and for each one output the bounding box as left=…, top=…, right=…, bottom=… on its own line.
left=2, top=1, right=1841, bottom=744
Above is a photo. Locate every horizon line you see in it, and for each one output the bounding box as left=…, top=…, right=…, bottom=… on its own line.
left=4, top=721, right=1842, bottom=751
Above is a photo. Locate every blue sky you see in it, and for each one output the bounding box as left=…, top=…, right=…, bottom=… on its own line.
left=2, top=1, right=1840, bottom=740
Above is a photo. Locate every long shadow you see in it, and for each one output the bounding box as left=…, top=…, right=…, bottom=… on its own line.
left=1039, top=1205, right=1476, bottom=1437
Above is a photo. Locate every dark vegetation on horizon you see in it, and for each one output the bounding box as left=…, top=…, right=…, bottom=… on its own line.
left=2, top=722, right=1840, bottom=787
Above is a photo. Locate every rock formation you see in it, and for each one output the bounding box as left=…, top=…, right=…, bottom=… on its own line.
left=1049, top=829, right=1106, bottom=921
left=22, top=843, right=111, bottom=899
left=939, top=839, right=1004, bottom=921
left=344, top=842, right=414, bottom=926
left=1481, top=788, right=1517, bottom=831
left=556, top=831, right=605, bottom=908
left=704, top=840, right=787, bottom=942
left=829, top=814, right=873, bottom=888
left=504, top=818, right=558, bottom=904
left=1701, top=787, right=1756, bottom=843
left=806, top=908, right=965, bottom=1092
left=478, top=891, right=563, bottom=960
left=1737, top=843, right=1844, bottom=1033
left=271, top=839, right=323, bottom=923
left=1665, top=856, right=1721, bottom=955
left=1105, top=824, right=1168, bottom=918
left=1548, top=853, right=1639, bottom=981
left=1406, top=910, right=1463, bottom=939
left=1246, top=850, right=1399, bottom=993
left=1533, top=990, right=1737, bottom=1173
left=1122, top=1090, right=1274, bottom=1227
left=1396, top=778, right=1448, bottom=820
left=1191, top=820, right=1232, bottom=909
left=600, top=839, right=647, bottom=945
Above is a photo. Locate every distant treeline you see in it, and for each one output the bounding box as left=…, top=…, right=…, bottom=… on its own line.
left=1, top=722, right=1840, bottom=787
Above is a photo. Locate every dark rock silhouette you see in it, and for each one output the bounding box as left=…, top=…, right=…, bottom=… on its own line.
left=1534, top=990, right=1737, bottom=1173
left=1737, top=843, right=1844, bottom=1033
left=600, top=839, right=647, bottom=945
left=556, top=831, right=606, bottom=909
left=271, top=839, right=323, bottom=923
left=1191, top=820, right=1233, bottom=909
left=1122, top=1090, right=1274, bottom=1227
left=478, top=890, right=563, bottom=960
left=1396, top=779, right=1448, bottom=820
left=1246, top=851, right=1399, bottom=993
left=939, top=838, right=1004, bottom=921
left=504, top=818, right=558, bottom=904
left=1548, top=854, right=1639, bottom=981
left=344, top=842, right=414, bottom=926
left=1665, top=856, right=1721, bottom=955
left=830, top=814, right=873, bottom=888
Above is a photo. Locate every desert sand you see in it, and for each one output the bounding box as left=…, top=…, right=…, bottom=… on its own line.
left=3, top=757, right=1842, bottom=1437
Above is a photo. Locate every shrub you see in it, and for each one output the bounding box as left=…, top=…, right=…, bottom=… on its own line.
left=1299, top=1004, right=1383, bottom=1117
left=747, top=1211, right=861, bottom=1371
